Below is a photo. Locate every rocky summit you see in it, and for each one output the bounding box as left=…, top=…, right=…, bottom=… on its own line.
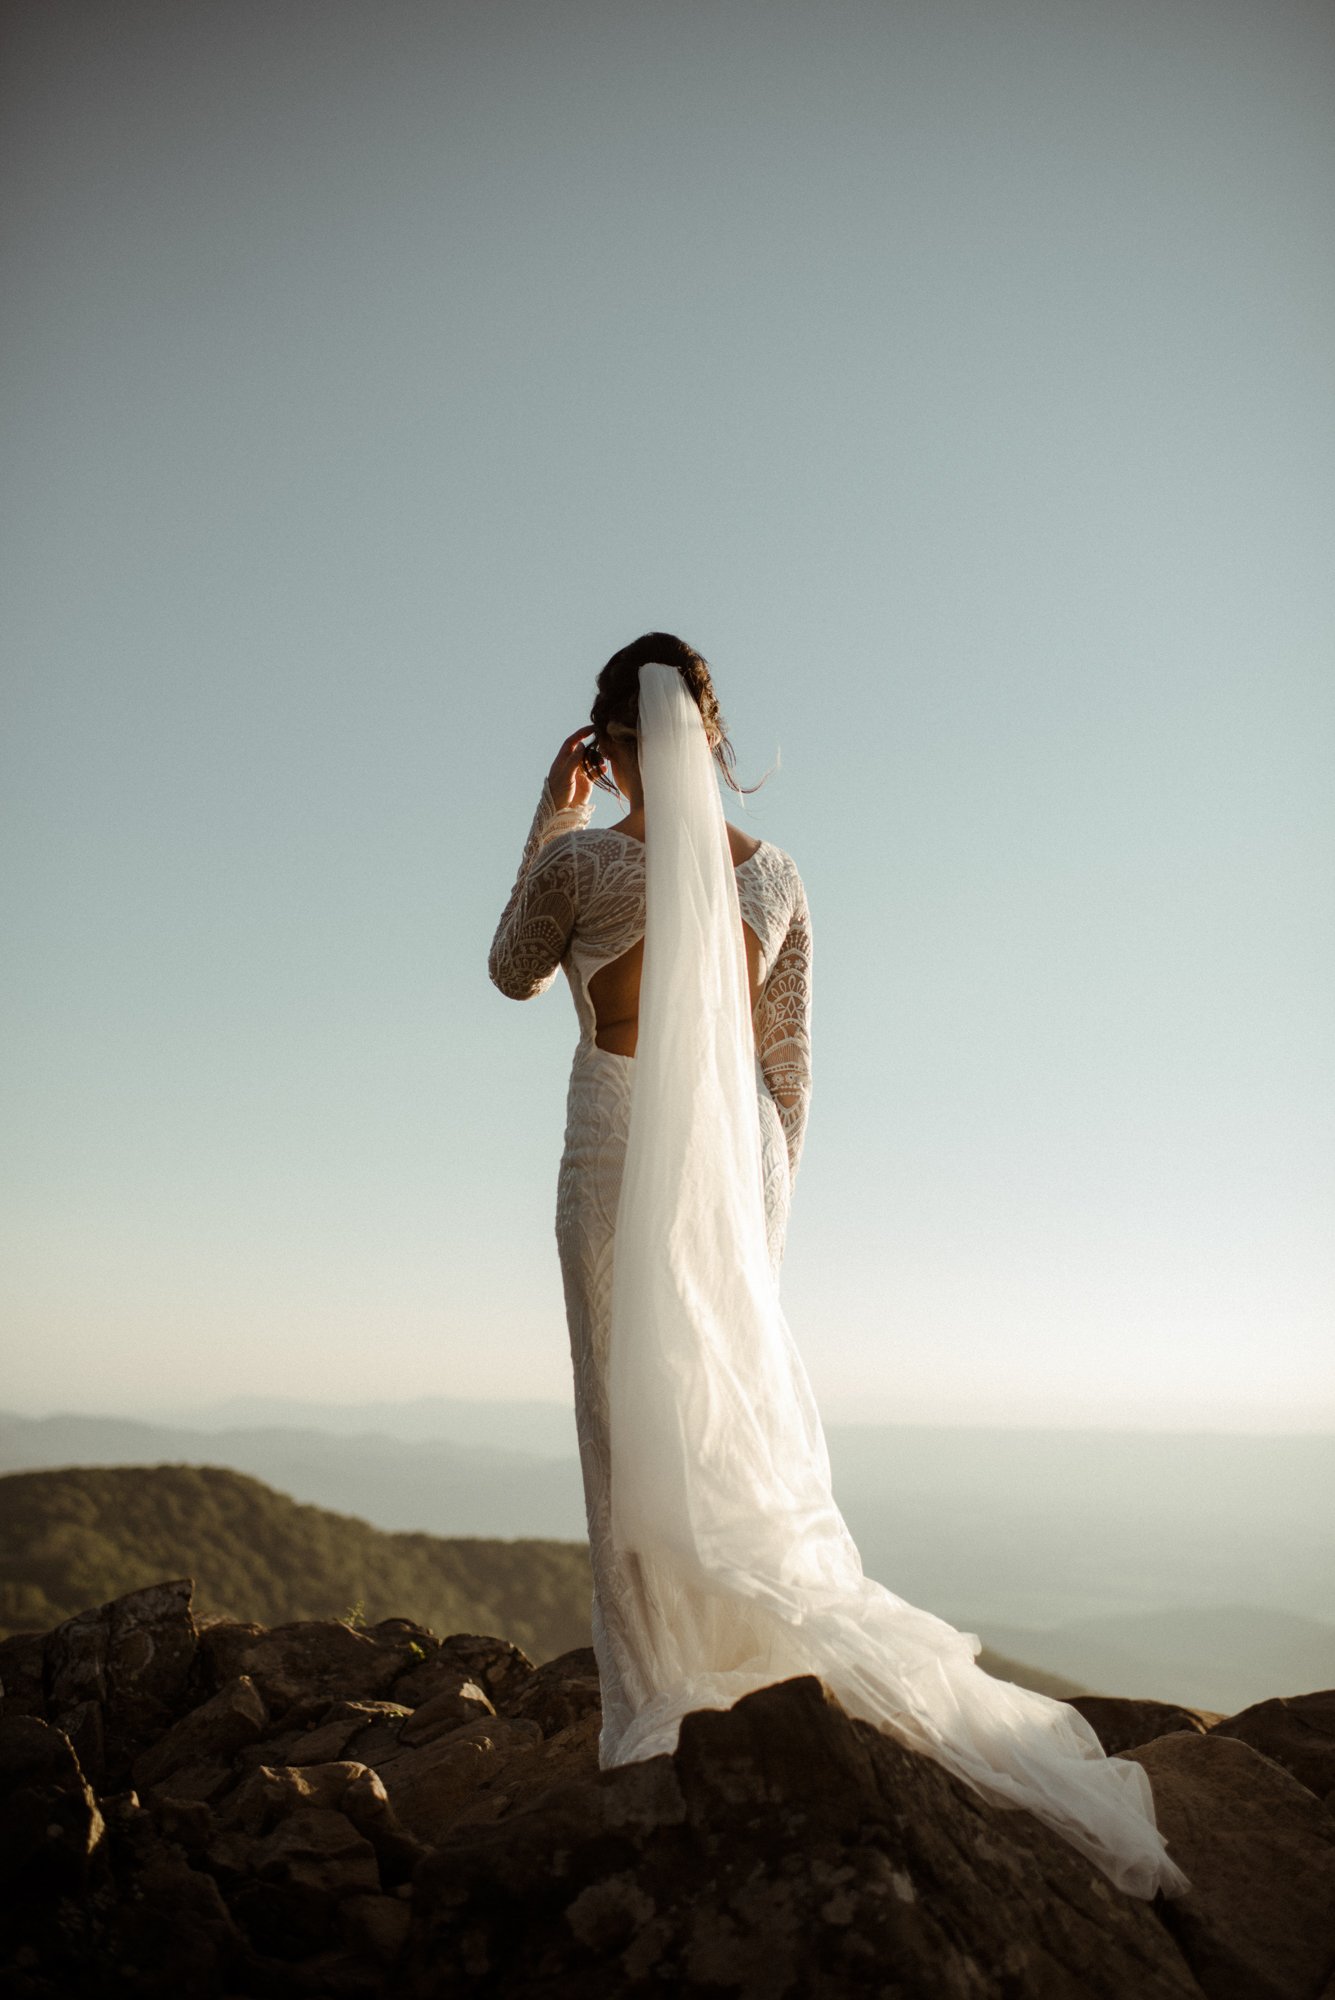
left=1, top=1579, right=1333, bottom=1998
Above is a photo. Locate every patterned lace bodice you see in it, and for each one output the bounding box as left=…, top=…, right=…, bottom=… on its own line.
left=489, top=781, right=814, bottom=1182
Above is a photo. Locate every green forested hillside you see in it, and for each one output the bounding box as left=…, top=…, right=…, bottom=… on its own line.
left=0, top=1463, right=592, bottom=1660
left=0, top=1462, right=1093, bottom=1700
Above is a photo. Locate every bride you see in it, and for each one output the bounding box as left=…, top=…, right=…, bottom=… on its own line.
left=488, top=632, right=1191, bottom=1902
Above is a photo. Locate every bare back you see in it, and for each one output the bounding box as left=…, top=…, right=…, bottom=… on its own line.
left=588, top=821, right=765, bottom=1056
left=488, top=775, right=814, bottom=1185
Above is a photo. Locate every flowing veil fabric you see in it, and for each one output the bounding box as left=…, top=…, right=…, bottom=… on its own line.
left=604, top=662, right=1191, bottom=1902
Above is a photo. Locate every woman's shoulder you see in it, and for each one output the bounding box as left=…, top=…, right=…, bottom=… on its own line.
left=733, top=833, right=808, bottom=926
left=765, top=843, right=810, bottom=925
left=758, top=835, right=799, bottom=869
left=744, top=831, right=803, bottom=882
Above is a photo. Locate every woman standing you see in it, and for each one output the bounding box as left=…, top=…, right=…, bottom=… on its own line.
left=489, top=632, right=1189, bottom=1903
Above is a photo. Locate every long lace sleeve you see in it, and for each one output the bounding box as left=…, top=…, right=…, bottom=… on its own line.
left=754, top=874, right=813, bottom=1185
left=487, top=779, right=591, bottom=1000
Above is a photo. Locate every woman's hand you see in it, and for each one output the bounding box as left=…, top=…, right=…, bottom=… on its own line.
left=546, top=726, right=598, bottom=814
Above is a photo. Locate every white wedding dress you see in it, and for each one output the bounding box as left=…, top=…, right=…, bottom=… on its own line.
left=489, top=673, right=1191, bottom=1904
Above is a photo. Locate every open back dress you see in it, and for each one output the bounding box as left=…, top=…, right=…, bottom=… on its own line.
left=487, top=772, right=1190, bottom=1904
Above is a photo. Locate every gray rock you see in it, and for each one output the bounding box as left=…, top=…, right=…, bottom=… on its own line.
left=41, top=1578, right=198, bottom=1789
left=210, top=1755, right=427, bottom=1884
left=42, top=1601, right=109, bottom=1714
left=1064, top=1694, right=1216, bottom=1757
left=217, top=1755, right=378, bottom=1838
left=338, top=1888, right=414, bottom=1967
left=146, top=1791, right=216, bottom=1853
left=397, top=1679, right=495, bottom=1747
left=198, top=1615, right=428, bottom=1715
left=1205, top=1688, right=1335, bottom=1800
left=377, top=1713, right=545, bottom=1845
left=288, top=1697, right=413, bottom=1767
left=132, top=1671, right=268, bottom=1792
left=47, top=1692, right=105, bottom=1789
left=399, top=1674, right=1204, bottom=1999
left=249, top=1804, right=381, bottom=1899
left=503, top=1645, right=601, bottom=1738
left=393, top=1632, right=535, bottom=1709
left=0, top=1712, right=106, bottom=1896
left=0, top=1631, right=47, bottom=1720
left=341, top=1762, right=433, bottom=1885
left=444, top=1708, right=602, bottom=1835
left=105, top=1807, right=256, bottom=1998
left=1122, top=1728, right=1335, bottom=2000
left=11, top=1579, right=1333, bottom=2000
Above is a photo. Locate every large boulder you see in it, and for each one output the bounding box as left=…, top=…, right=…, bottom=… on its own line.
left=392, top=1631, right=535, bottom=1710
left=0, top=1712, right=106, bottom=1897
left=376, top=1713, right=547, bottom=1844
left=197, top=1615, right=432, bottom=1717
left=1205, top=1689, right=1335, bottom=1802
left=0, top=1631, right=47, bottom=1721
left=279, top=1696, right=415, bottom=1769
left=131, top=1671, right=269, bottom=1796
left=399, top=1673, right=1204, bottom=1999
left=1065, top=1694, right=1217, bottom=1757
left=42, top=1578, right=199, bottom=1790
left=95, top=1790, right=259, bottom=2000
left=1121, top=1728, right=1335, bottom=2000
left=338, top=1888, right=414, bottom=1970
left=211, top=1754, right=428, bottom=1885
left=397, top=1680, right=495, bottom=1747
left=246, top=1802, right=381, bottom=1899
left=505, top=1645, right=602, bottom=1738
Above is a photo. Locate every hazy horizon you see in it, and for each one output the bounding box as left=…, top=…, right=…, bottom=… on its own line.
left=3, top=0, right=1332, bottom=1430
left=4, top=1389, right=1332, bottom=1440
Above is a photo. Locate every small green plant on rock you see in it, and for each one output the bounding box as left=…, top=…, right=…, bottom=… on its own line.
left=342, top=1596, right=367, bottom=1629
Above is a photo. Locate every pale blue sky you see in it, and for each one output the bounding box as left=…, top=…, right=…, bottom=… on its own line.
left=3, top=0, right=1331, bottom=1428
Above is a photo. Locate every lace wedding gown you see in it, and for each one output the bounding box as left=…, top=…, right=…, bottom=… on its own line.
left=489, top=776, right=1191, bottom=1903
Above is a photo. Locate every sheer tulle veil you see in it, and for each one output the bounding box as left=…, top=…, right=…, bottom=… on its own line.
left=604, top=661, right=1191, bottom=1902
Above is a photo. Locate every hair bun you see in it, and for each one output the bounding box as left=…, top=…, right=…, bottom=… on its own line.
left=589, top=632, right=761, bottom=796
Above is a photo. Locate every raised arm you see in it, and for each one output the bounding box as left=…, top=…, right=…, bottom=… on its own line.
left=754, top=874, right=813, bottom=1185
left=487, top=777, right=590, bottom=1000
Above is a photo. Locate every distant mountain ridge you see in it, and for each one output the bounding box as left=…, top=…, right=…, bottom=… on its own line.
left=982, top=1604, right=1335, bottom=1712
left=0, top=1408, right=588, bottom=1540
left=163, top=1392, right=579, bottom=1457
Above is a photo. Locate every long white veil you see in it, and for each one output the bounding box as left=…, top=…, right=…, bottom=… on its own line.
left=604, top=661, right=1191, bottom=1901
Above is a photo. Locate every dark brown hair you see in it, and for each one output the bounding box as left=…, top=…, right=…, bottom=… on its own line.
left=590, top=632, right=763, bottom=795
